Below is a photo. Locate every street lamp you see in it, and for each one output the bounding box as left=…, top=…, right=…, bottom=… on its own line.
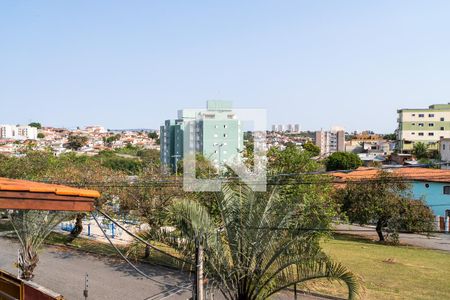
left=172, top=154, right=182, bottom=179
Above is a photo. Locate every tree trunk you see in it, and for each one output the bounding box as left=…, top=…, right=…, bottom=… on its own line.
left=376, top=220, right=385, bottom=242
left=70, top=213, right=86, bottom=238
left=144, top=245, right=151, bottom=259
left=19, top=246, right=39, bottom=280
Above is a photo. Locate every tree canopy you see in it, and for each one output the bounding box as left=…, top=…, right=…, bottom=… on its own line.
left=28, top=122, right=42, bottom=129
left=325, top=152, right=362, bottom=171
left=335, top=171, right=435, bottom=242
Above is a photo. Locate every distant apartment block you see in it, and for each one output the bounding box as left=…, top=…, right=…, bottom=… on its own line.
left=160, top=101, right=244, bottom=172
left=315, top=129, right=345, bottom=156
left=272, top=123, right=300, bottom=133
left=397, top=103, right=450, bottom=152
left=0, top=125, right=37, bottom=140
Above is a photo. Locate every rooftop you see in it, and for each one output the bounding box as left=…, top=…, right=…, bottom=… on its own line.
left=331, top=167, right=450, bottom=183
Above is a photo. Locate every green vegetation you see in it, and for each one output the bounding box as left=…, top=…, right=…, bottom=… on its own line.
left=147, top=131, right=158, bottom=139
left=28, top=122, right=42, bottom=129
left=413, top=142, right=428, bottom=160
left=383, top=133, right=397, bottom=141
left=66, top=135, right=88, bottom=150
left=302, top=141, right=320, bottom=156
left=37, top=132, right=45, bottom=139
left=326, top=152, right=362, bottom=171
left=157, top=183, right=359, bottom=300
left=315, top=234, right=450, bottom=300
left=335, top=171, right=435, bottom=243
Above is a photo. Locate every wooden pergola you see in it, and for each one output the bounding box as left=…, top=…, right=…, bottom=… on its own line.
left=0, top=177, right=99, bottom=212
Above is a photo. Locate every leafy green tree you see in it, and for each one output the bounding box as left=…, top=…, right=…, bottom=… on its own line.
left=302, top=141, right=320, bottom=156
left=383, top=133, right=397, bottom=140
left=157, top=183, right=359, bottom=300
left=28, top=122, right=42, bottom=129
left=66, top=135, right=88, bottom=150
left=147, top=131, right=158, bottom=139
left=335, top=171, right=435, bottom=242
left=412, top=142, right=428, bottom=160
left=37, top=132, right=45, bottom=139
left=326, top=152, right=362, bottom=171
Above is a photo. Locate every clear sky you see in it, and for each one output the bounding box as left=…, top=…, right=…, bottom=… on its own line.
left=2, top=1, right=450, bottom=132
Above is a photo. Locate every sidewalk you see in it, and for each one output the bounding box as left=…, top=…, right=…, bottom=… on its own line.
left=335, top=223, right=450, bottom=251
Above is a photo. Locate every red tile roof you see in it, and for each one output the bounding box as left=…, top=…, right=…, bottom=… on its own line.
left=331, top=167, right=450, bottom=183
left=0, top=177, right=100, bottom=198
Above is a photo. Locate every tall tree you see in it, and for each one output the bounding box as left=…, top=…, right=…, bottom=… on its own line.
left=335, top=171, right=435, bottom=242
left=66, top=135, right=88, bottom=150
left=28, top=122, right=42, bottom=129
left=326, top=152, right=362, bottom=171
left=157, top=183, right=359, bottom=300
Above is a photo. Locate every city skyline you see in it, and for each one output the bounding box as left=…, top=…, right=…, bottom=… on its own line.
left=3, top=1, right=450, bottom=132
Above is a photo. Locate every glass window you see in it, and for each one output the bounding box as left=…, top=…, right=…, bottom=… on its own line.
left=412, top=114, right=416, bottom=116
left=429, top=114, right=435, bottom=117
left=418, top=114, right=425, bottom=117
left=412, top=123, right=416, bottom=125
left=418, top=123, right=424, bottom=127
left=444, top=144, right=446, bottom=150
left=441, top=117, right=445, bottom=121
left=411, top=132, right=415, bottom=135
left=444, top=186, right=450, bottom=194
left=418, top=132, right=424, bottom=136
left=428, top=132, right=434, bottom=136
left=429, top=123, right=434, bottom=127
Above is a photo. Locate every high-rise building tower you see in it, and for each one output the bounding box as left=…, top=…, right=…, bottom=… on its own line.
left=160, top=101, right=244, bottom=172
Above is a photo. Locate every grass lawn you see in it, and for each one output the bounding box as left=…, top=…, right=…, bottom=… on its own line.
left=304, top=234, right=450, bottom=300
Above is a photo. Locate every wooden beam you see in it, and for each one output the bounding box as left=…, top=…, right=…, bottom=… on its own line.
left=0, top=191, right=95, bottom=212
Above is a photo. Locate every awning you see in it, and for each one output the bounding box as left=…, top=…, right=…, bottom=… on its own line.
left=0, top=177, right=100, bottom=212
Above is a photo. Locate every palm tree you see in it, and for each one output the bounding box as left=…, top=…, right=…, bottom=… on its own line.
left=157, top=183, right=360, bottom=300
left=9, top=210, right=71, bottom=280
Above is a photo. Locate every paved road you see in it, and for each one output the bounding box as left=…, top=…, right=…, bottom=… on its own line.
left=335, top=224, right=450, bottom=251
left=0, top=237, right=330, bottom=300
left=0, top=237, right=192, bottom=300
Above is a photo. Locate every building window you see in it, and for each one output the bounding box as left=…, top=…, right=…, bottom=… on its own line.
left=425, top=183, right=430, bottom=188
left=443, top=144, right=446, bottom=150
left=441, top=117, right=445, bottom=121
left=223, top=134, right=227, bottom=137
left=224, top=125, right=227, bottom=128
left=429, top=132, right=434, bottom=136
left=412, top=114, right=416, bottom=116
left=418, top=114, right=424, bottom=117
left=429, top=114, right=435, bottom=117
left=429, top=123, right=434, bottom=127
left=411, top=132, right=415, bottom=135
left=418, top=132, right=424, bottom=136
left=214, top=125, right=218, bottom=129
left=412, top=123, right=416, bottom=125
left=441, top=127, right=445, bottom=130
left=443, top=186, right=450, bottom=194
left=418, top=123, right=424, bottom=127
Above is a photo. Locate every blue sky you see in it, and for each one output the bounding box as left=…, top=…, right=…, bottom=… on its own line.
left=2, top=1, right=450, bottom=132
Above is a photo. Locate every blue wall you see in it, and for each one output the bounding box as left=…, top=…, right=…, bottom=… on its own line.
left=410, top=181, right=450, bottom=217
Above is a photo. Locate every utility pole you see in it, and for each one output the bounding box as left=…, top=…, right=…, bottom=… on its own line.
left=193, top=236, right=204, bottom=300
